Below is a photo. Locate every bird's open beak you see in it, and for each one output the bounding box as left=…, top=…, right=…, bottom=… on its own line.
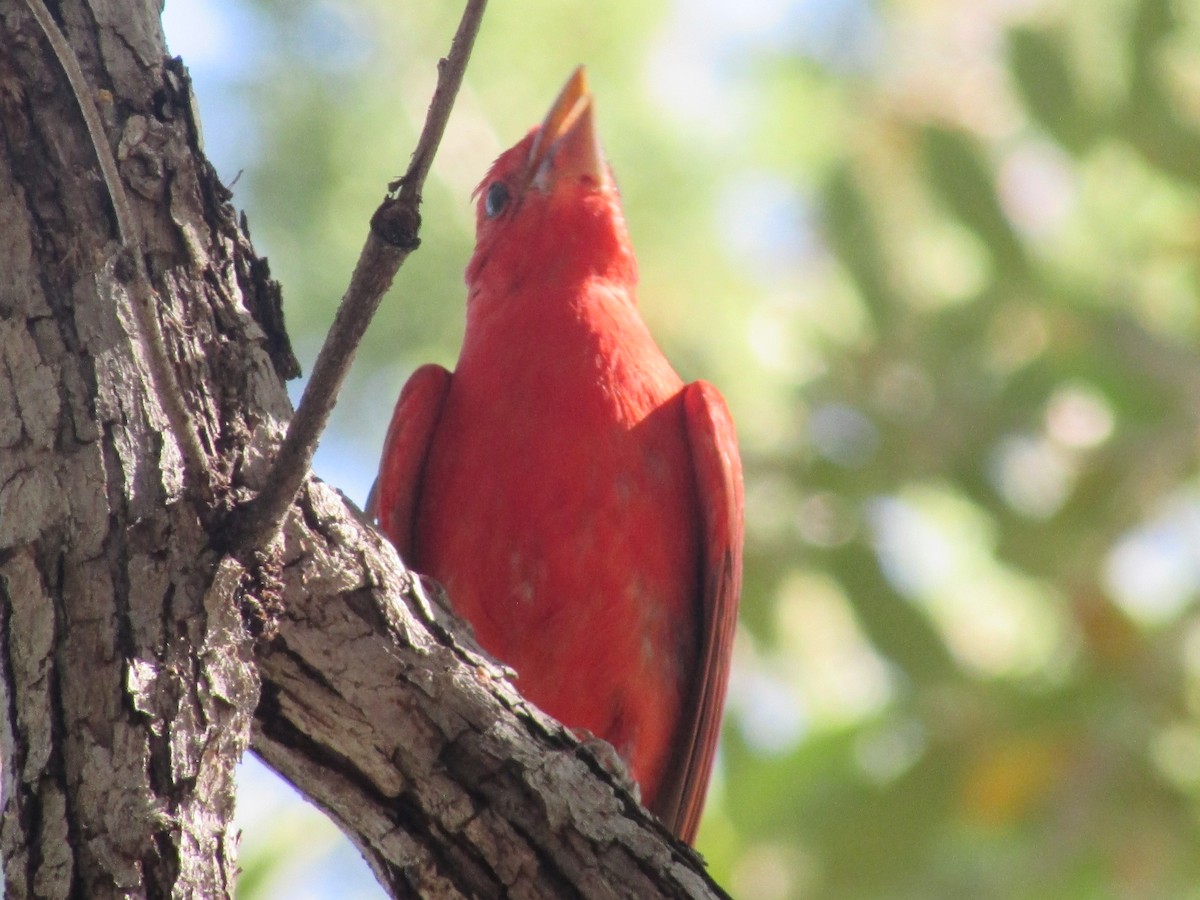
left=527, top=66, right=605, bottom=191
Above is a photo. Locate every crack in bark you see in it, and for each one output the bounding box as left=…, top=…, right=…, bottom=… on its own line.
left=0, top=581, right=35, bottom=897
left=453, top=761, right=586, bottom=900
left=46, top=550, right=85, bottom=900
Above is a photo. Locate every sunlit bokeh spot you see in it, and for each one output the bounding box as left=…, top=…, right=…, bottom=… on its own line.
left=1044, top=382, right=1115, bottom=449
left=988, top=433, right=1075, bottom=520
left=870, top=488, right=1066, bottom=677
left=1105, top=491, right=1200, bottom=627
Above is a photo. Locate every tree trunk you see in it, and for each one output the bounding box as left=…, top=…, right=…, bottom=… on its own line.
left=0, top=2, right=729, bottom=897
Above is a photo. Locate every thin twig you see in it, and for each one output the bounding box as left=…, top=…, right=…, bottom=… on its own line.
left=396, top=14, right=485, bottom=207
left=24, top=0, right=213, bottom=503
left=229, top=0, right=489, bottom=553
left=23, top=0, right=131, bottom=243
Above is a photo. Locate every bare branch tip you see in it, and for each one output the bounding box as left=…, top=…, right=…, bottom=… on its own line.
left=237, top=0, right=489, bottom=555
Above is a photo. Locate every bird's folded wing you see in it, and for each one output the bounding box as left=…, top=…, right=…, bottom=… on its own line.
left=371, top=363, right=453, bottom=558
left=656, top=380, right=744, bottom=844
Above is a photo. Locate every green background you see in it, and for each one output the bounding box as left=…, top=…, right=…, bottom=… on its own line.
left=164, top=0, right=1200, bottom=896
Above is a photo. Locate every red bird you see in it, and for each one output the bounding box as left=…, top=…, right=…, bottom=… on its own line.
left=371, top=67, right=743, bottom=844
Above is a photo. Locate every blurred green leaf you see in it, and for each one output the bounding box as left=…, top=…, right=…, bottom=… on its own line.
left=921, top=126, right=1028, bottom=285
left=822, top=164, right=896, bottom=328
left=1008, top=28, right=1102, bottom=154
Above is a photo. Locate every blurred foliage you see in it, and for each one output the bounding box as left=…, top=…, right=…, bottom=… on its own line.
left=168, top=0, right=1200, bottom=896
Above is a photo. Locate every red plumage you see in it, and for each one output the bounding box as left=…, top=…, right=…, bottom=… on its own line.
left=372, top=68, right=743, bottom=844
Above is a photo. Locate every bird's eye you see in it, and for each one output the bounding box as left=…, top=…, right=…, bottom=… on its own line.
left=484, top=181, right=510, bottom=218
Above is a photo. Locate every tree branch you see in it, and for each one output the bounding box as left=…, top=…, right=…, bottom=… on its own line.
left=230, top=0, right=489, bottom=553
left=251, top=479, right=730, bottom=899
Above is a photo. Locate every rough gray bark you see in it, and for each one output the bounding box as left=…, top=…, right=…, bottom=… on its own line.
left=0, top=1, right=278, bottom=896
left=253, top=483, right=726, bottom=898
left=0, top=1, right=729, bottom=898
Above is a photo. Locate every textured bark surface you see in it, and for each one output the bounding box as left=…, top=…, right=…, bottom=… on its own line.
left=0, top=2, right=284, bottom=896
left=254, top=481, right=726, bottom=898
left=0, top=1, right=729, bottom=897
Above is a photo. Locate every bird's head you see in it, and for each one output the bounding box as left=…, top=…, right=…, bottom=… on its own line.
left=465, top=67, right=637, bottom=296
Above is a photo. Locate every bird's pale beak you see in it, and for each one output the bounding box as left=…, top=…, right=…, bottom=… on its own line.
left=528, top=66, right=605, bottom=191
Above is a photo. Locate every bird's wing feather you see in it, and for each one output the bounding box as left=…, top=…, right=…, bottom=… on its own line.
left=656, top=380, right=744, bottom=844
left=369, top=364, right=453, bottom=557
